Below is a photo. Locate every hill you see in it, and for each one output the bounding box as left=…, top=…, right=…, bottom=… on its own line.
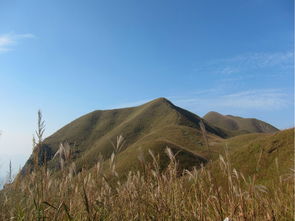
left=22, top=98, right=226, bottom=175
left=203, top=111, right=279, bottom=135
left=2, top=98, right=293, bottom=220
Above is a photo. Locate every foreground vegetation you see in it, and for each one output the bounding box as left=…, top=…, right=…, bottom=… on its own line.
left=0, top=144, right=293, bottom=220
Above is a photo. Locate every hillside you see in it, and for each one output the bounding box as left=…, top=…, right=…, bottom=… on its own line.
left=228, top=129, right=293, bottom=182
left=23, top=98, right=227, bottom=175
left=22, top=98, right=284, bottom=177
left=203, top=111, right=279, bottom=135
left=3, top=98, right=293, bottom=220
left=207, top=128, right=294, bottom=184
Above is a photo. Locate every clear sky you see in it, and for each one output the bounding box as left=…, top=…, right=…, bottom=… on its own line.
left=0, top=0, right=293, bottom=180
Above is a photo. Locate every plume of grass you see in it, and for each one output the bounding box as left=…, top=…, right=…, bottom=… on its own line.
left=110, top=134, right=126, bottom=154
left=53, top=141, right=72, bottom=171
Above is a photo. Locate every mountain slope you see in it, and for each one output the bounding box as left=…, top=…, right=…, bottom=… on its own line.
left=7, top=99, right=293, bottom=220
left=208, top=128, right=294, bottom=184
left=23, top=98, right=226, bottom=174
left=203, top=111, right=279, bottom=135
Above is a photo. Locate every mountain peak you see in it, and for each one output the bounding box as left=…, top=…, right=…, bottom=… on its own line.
left=141, top=97, right=174, bottom=109
left=205, top=111, right=224, bottom=117
left=22, top=97, right=225, bottom=174
left=150, top=97, right=172, bottom=104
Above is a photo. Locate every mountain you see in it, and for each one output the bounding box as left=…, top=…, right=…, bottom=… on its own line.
left=23, top=98, right=227, bottom=175
left=22, top=98, right=284, bottom=178
left=203, top=111, right=279, bottom=135
left=5, top=98, right=293, bottom=220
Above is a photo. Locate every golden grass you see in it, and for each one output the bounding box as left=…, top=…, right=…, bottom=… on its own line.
left=1, top=110, right=293, bottom=220
left=0, top=146, right=293, bottom=221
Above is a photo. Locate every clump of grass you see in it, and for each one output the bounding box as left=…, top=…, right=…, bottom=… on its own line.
left=32, top=110, right=45, bottom=171
left=53, top=141, right=72, bottom=171
left=110, top=134, right=126, bottom=154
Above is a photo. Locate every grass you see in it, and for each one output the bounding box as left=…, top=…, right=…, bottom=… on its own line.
left=224, top=129, right=294, bottom=184
left=1, top=99, right=293, bottom=220
left=0, top=143, right=293, bottom=220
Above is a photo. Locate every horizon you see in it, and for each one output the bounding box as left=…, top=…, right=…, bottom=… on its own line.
left=0, top=0, right=293, bottom=180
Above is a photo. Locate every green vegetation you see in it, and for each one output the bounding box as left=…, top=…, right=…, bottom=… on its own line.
left=203, top=111, right=279, bottom=135
left=0, top=98, right=293, bottom=220
left=223, top=129, right=293, bottom=184
left=22, top=98, right=226, bottom=175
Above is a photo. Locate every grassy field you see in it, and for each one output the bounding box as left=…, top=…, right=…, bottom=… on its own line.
left=0, top=133, right=293, bottom=220
left=0, top=99, right=293, bottom=220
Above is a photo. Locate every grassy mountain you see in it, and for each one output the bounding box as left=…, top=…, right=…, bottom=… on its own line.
left=203, top=111, right=279, bottom=135
left=23, top=98, right=226, bottom=175
left=2, top=98, right=293, bottom=220
left=23, top=98, right=283, bottom=176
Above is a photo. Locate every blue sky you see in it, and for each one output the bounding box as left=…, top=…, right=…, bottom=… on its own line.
left=0, top=0, right=293, bottom=180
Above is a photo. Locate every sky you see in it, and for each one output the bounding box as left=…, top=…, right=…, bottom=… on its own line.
left=0, top=0, right=293, bottom=181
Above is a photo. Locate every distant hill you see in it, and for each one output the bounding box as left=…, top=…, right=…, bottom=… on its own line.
left=23, top=98, right=227, bottom=174
left=203, top=111, right=279, bottom=135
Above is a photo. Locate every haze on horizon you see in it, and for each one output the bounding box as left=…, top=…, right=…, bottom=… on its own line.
left=0, top=0, right=293, bottom=180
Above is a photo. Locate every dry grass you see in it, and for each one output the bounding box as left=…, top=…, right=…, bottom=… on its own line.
left=0, top=145, right=293, bottom=221
left=0, top=111, right=293, bottom=220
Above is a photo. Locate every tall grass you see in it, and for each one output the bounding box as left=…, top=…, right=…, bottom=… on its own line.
left=0, top=145, right=293, bottom=220
left=0, top=112, right=293, bottom=220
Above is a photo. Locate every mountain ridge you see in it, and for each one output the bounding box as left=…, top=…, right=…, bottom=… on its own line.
left=203, top=111, right=279, bottom=135
left=23, top=97, right=225, bottom=174
left=22, top=98, right=280, bottom=177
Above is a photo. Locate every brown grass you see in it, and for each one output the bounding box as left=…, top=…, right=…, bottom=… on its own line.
left=0, top=145, right=293, bottom=221
left=0, top=111, right=293, bottom=220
